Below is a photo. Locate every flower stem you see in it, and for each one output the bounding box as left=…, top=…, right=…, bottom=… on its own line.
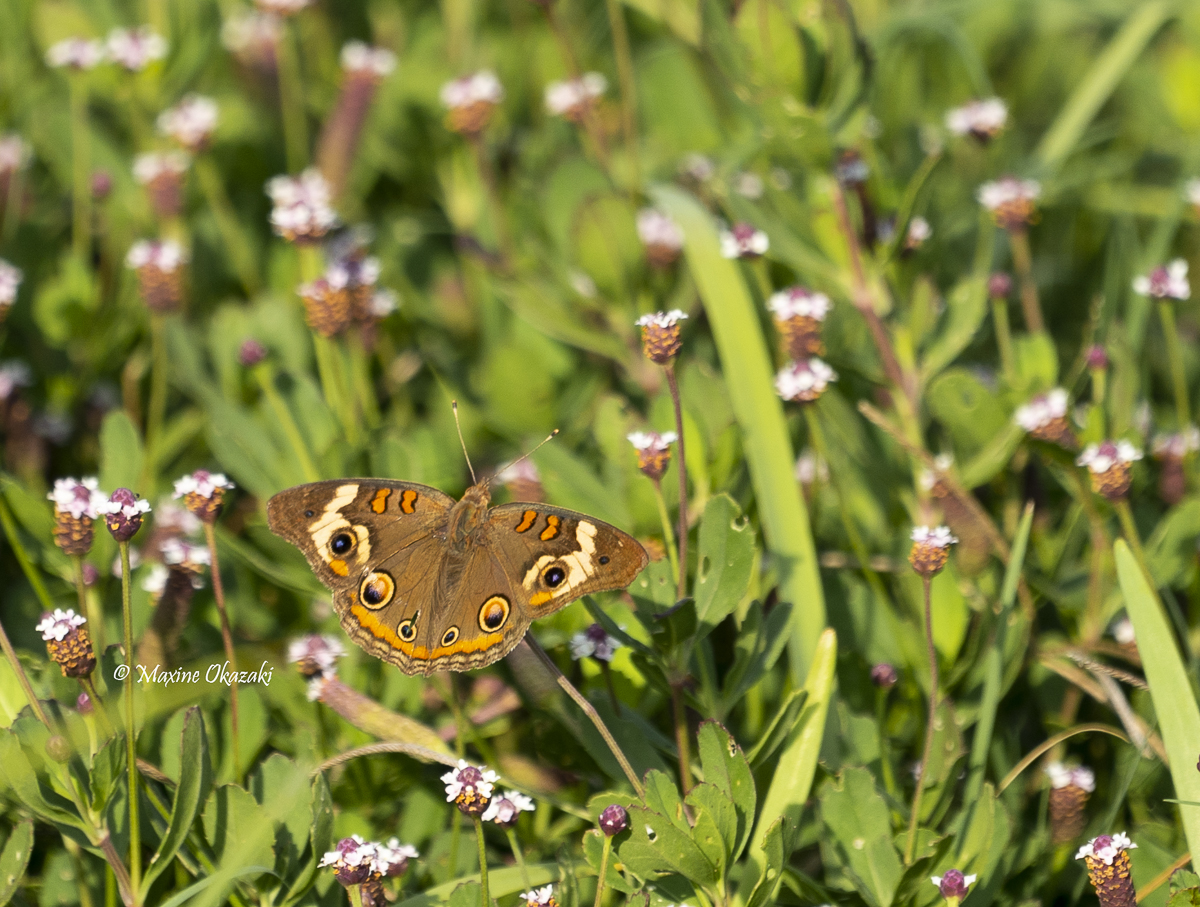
left=523, top=636, right=645, bottom=799
left=1158, top=300, right=1190, bottom=429
left=119, top=542, right=141, bottom=894
left=276, top=19, right=309, bottom=172
left=2, top=165, right=24, bottom=244
left=252, top=363, right=320, bottom=482
left=875, top=688, right=900, bottom=814
left=670, top=681, right=691, bottom=794
left=203, top=523, right=240, bottom=781
left=650, top=479, right=679, bottom=579
left=599, top=661, right=622, bottom=717
left=602, top=0, right=639, bottom=187
left=664, top=365, right=688, bottom=600
left=449, top=812, right=461, bottom=881
left=69, top=76, right=92, bottom=263
left=145, top=314, right=168, bottom=469
left=904, top=575, right=939, bottom=865
left=348, top=884, right=364, bottom=907
left=473, top=815, right=490, bottom=907
left=991, top=298, right=1015, bottom=382
left=0, top=615, right=52, bottom=728
left=593, top=834, right=612, bottom=907
left=82, top=674, right=115, bottom=736
left=75, top=554, right=102, bottom=651
left=1008, top=229, right=1045, bottom=334
left=505, top=827, right=531, bottom=890
left=194, top=156, right=260, bottom=297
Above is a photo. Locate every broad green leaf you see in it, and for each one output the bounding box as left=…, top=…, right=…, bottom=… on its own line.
left=0, top=820, right=33, bottom=907
left=1011, top=332, right=1059, bottom=393
left=583, top=830, right=638, bottom=894
left=617, top=804, right=719, bottom=885
left=89, top=736, right=125, bottom=814
left=741, top=816, right=799, bottom=907
left=820, top=768, right=903, bottom=907
left=98, top=410, right=144, bottom=495
left=721, top=600, right=793, bottom=710
left=693, top=494, right=754, bottom=638
left=1168, top=869, right=1200, bottom=907
left=686, top=782, right=738, bottom=879
left=919, top=276, right=988, bottom=381
left=157, top=866, right=276, bottom=907
left=642, top=770, right=690, bottom=833
left=0, top=731, right=87, bottom=832
left=447, top=881, right=482, bottom=907
left=1115, top=540, right=1200, bottom=861
left=696, top=721, right=756, bottom=860
left=926, top=369, right=1008, bottom=459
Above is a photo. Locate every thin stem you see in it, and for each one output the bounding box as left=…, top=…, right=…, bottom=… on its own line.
left=203, top=522, right=240, bottom=781
left=991, top=299, right=1015, bottom=382
left=349, top=885, right=365, bottom=907
left=98, top=833, right=136, bottom=907
left=593, top=834, right=612, bottom=907
left=276, top=19, right=309, bottom=172
left=82, top=675, right=115, bottom=737
left=875, top=689, right=900, bottom=815
left=2, top=166, right=24, bottom=244
left=1115, top=500, right=1156, bottom=594
left=904, top=575, right=939, bottom=865
left=345, top=330, right=381, bottom=430
left=145, top=314, right=168, bottom=469
left=664, top=365, right=688, bottom=600
left=469, top=135, right=511, bottom=259
left=1158, top=300, right=1191, bottom=429
left=650, top=480, right=679, bottom=579
left=252, top=364, right=320, bottom=482
left=602, top=0, right=640, bottom=188
left=69, top=76, right=92, bottom=262
left=473, top=815, right=490, bottom=907
left=1008, top=229, right=1045, bottom=334
left=194, top=156, right=260, bottom=297
left=119, top=542, right=141, bottom=893
left=505, top=828, right=531, bottom=890
left=75, top=555, right=102, bottom=651
left=599, top=661, right=622, bottom=717
left=0, top=495, right=57, bottom=613
left=670, top=682, right=691, bottom=794
left=522, top=636, right=645, bottom=799
left=449, top=812, right=461, bottom=882
left=0, top=614, right=53, bottom=728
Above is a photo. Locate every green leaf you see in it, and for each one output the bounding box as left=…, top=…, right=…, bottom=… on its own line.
left=395, top=865, right=560, bottom=907
left=745, top=688, right=807, bottom=771
left=156, top=866, right=276, bottom=907
left=1115, top=540, right=1200, bottom=861
left=98, top=410, right=145, bottom=495
left=583, top=830, right=637, bottom=894
left=142, top=707, right=213, bottom=894
left=617, top=804, right=719, bottom=885
left=741, top=816, right=799, bottom=907
left=89, top=736, right=125, bottom=814
left=685, top=782, right=738, bottom=880
left=0, top=820, right=33, bottom=907
left=1168, top=869, right=1200, bottom=907
left=653, top=184, right=825, bottom=680
left=1011, top=332, right=1059, bottom=393
left=0, top=731, right=87, bottom=832
left=819, top=768, right=903, bottom=907
left=693, top=495, right=754, bottom=639
left=926, top=369, right=1008, bottom=459
left=447, top=881, right=483, bottom=907
left=919, top=276, right=988, bottom=382
left=696, top=721, right=756, bottom=860
left=721, top=600, right=793, bottom=710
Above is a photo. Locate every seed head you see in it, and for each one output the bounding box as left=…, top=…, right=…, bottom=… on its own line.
left=628, top=431, right=676, bottom=481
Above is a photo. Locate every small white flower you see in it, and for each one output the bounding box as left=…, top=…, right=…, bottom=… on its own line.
left=153, top=500, right=202, bottom=537
left=1132, top=259, right=1190, bottom=301
left=48, top=477, right=107, bottom=519
left=374, top=838, right=419, bottom=876
left=520, top=886, right=556, bottom=907
left=1111, top=617, right=1136, bottom=645
left=126, top=239, right=187, bottom=272
left=0, top=260, right=23, bottom=306
left=340, top=41, right=396, bottom=77
left=96, top=497, right=151, bottom=519
left=911, top=525, right=958, bottom=548
left=481, top=790, right=536, bottom=825
left=221, top=11, right=281, bottom=55
left=774, top=358, right=836, bottom=402
left=369, top=289, right=398, bottom=318
left=1046, top=762, right=1096, bottom=792
left=719, top=223, right=769, bottom=259
left=1076, top=832, right=1136, bottom=865
left=1014, top=388, right=1069, bottom=433
left=161, top=537, right=211, bottom=569
left=733, top=172, right=764, bottom=199
left=106, top=27, right=167, bottom=71
left=544, top=72, right=606, bottom=117
left=440, top=71, right=504, bottom=109
left=440, top=759, right=500, bottom=802
left=1153, top=426, right=1200, bottom=459
left=287, top=634, right=346, bottom=674
left=46, top=38, right=106, bottom=70
left=0, top=135, right=30, bottom=174
left=679, top=153, right=714, bottom=182
left=1186, top=179, right=1200, bottom=207
left=636, top=209, right=684, bottom=252
left=768, top=287, right=831, bottom=321
left=0, top=361, right=31, bottom=400
left=36, top=608, right=86, bottom=642
left=977, top=177, right=1041, bottom=211
left=133, top=152, right=189, bottom=184
left=627, top=430, right=677, bottom=452
left=173, top=470, right=234, bottom=500
left=794, top=450, right=828, bottom=485
left=141, top=563, right=169, bottom=594
left=158, top=96, right=219, bottom=150
left=1076, top=441, right=1142, bottom=474
left=635, top=309, right=687, bottom=329
left=946, top=97, right=1008, bottom=137
left=267, top=169, right=337, bottom=241
left=906, top=216, right=932, bottom=247
left=569, top=624, right=622, bottom=662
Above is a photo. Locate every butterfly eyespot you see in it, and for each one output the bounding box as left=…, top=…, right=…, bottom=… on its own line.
left=397, top=618, right=417, bottom=641
left=599, top=556, right=610, bottom=565
left=359, top=571, right=395, bottom=608
left=542, top=565, right=567, bottom=588
left=304, top=509, right=315, bottom=518
left=478, top=596, right=510, bottom=633
left=330, top=532, right=355, bottom=556
left=441, top=627, right=460, bottom=647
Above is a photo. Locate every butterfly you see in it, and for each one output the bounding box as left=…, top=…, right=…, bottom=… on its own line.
left=267, top=477, right=648, bottom=675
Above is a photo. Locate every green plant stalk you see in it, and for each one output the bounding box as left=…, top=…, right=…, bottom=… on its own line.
left=602, top=0, right=640, bottom=189
left=81, top=674, right=115, bottom=737
left=146, top=314, right=168, bottom=466
left=252, top=363, right=320, bottom=482
left=348, top=885, right=364, bottom=907
left=592, top=834, right=612, bottom=907
left=203, top=523, right=240, bottom=781
left=119, top=542, right=141, bottom=893
left=0, top=613, right=53, bottom=729
left=874, top=690, right=899, bottom=812
left=664, top=365, right=688, bottom=599
left=194, top=156, right=260, bottom=297
left=276, top=20, right=309, bottom=172
left=0, top=494, right=57, bottom=614
left=505, top=828, right=531, bottom=890
left=1007, top=230, right=1044, bottom=334
left=599, top=661, right=621, bottom=717
left=473, top=815, right=489, bottom=907
left=1158, top=300, right=1190, bottom=429
left=346, top=331, right=381, bottom=431
left=74, top=554, right=104, bottom=651
left=69, top=76, right=92, bottom=262
left=670, top=682, right=691, bottom=794
left=469, top=136, right=512, bottom=258
left=1114, top=499, right=1153, bottom=586
left=449, top=813, right=461, bottom=884
left=650, top=479, right=679, bottom=580
left=991, top=298, right=1015, bottom=381
left=904, top=575, right=938, bottom=865
left=2, top=165, right=24, bottom=244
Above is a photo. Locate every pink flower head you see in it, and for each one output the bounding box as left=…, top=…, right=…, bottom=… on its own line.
left=440, top=71, right=504, bottom=109
left=1133, top=259, right=1190, bottom=301
left=340, top=41, right=396, bottom=77
left=946, top=98, right=1007, bottom=139
left=569, top=623, right=621, bottom=662
left=173, top=470, right=234, bottom=500
left=931, top=870, right=976, bottom=901
left=481, top=790, right=535, bottom=827
left=1076, top=833, right=1136, bottom=865
left=767, top=287, right=831, bottom=321
left=774, top=358, right=836, bottom=402
left=266, top=169, right=337, bottom=242
left=126, top=239, right=187, bottom=271
left=287, top=634, right=346, bottom=677
left=0, top=260, right=23, bottom=306
left=1046, top=762, right=1096, bottom=792
left=520, top=886, right=558, bottom=907
left=374, top=838, right=418, bottom=877
left=98, top=488, right=151, bottom=542
left=1014, top=389, right=1069, bottom=433
left=636, top=209, right=684, bottom=252
left=48, top=477, right=106, bottom=519
left=36, top=608, right=86, bottom=642
left=1076, top=441, right=1142, bottom=475
left=544, top=73, right=606, bottom=118
left=106, top=27, right=167, bottom=71
left=719, top=222, right=769, bottom=259
left=46, top=38, right=106, bottom=70
left=133, top=152, right=189, bottom=184
left=158, top=95, right=219, bottom=151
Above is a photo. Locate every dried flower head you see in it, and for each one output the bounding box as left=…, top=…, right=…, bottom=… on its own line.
left=931, top=870, right=976, bottom=903
left=481, top=790, right=535, bottom=827
left=774, top=358, right=837, bottom=403
left=340, top=41, right=396, bottom=79
left=106, top=27, right=167, bottom=71
left=1077, top=441, right=1142, bottom=500
left=637, top=208, right=684, bottom=268
left=267, top=169, right=337, bottom=243
left=49, top=477, right=107, bottom=555
left=36, top=609, right=96, bottom=678
left=287, top=634, right=346, bottom=678
left=909, top=525, right=958, bottom=577
left=769, top=287, right=831, bottom=358
left=599, top=804, right=629, bottom=836
left=719, top=222, right=769, bottom=259
left=870, top=663, right=898, bottom=688
left=636, top=309, right=687, bottom=364
left=520, top=886, right=558, bottom=907
left=545, top=72, right=606, bottom=123
left=158, top=95, right=218, bottom=152
left=98, top=488, right=151, bottom=542
left=628, top=431, right=676, bottom=481
left=46, top=38, right=106, bottom=70
left=0, top=260, right=23, bottom=315
left=173, top=470, right=234, bottom=522
left=570, top=623, right=622, bottom=662
left=1133, top=259, right=1190, bottom=301
left=441, top=759, right=499, bottom=816
left=978, top=177, right=1040, bottom=231
left=946, top=97, right=1007, bottom=141
left=441, top=71, right=504, bottom=135
left=1077, top=834, right=1136, bottom=907
left=1014, top=389, right=1075, bottom=447
left=127, top=240, right=188, bottom=312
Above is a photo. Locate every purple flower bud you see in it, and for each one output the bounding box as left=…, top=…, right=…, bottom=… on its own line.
left=239, top=338, right=267, bottom=367
left=931, top=869, right=976, bottom=901
left=91, top=170, right=113, bottom=200
left=599, top=804, right=628, bottom=836
left=100, top=488, right=150, bottom=542
left=987, top=272, right=1012, bottom=299
left=870, top=664, right=898, bottom=688
left=1086, top=345, right=1108, bottom=371
left=81, top=563, right=99, bottom=586
left=77, top=692, right=93, bottom=714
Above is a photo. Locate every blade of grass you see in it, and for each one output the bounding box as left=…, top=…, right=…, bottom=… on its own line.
left=1114, top=539, right=1200, bottom=861
left=652, top=184, right=826, bottom=679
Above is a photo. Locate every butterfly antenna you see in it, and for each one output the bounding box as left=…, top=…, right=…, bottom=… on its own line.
left=491, top=429, right=559, bottom=486
left=451, top=400, right=477, bottom=485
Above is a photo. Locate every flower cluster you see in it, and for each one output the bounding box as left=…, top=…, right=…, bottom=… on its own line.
left=288, top=634, right=346, bottom=681
left=158, top=95, right=219, bottom=152
left=978, top=176, right=1040, bottom=231
left=441, top=759, right=500, bottom=816
left=520, top=886, right=559, bottom=907
left=637, top=209, right=684, bottom=268
left=37, top=609, right=96, bottom=678
left=173, top=470, right=234, bottom=523
left=774, top=358, right=836, bottom=404
left=1014, top=388, right=1074, bottom=447
left=636, top=310, right=687, bottom=364
left=1077, top=441, right=1142, bottom=500
left=480, top=790, right=535, bottom=827
left=931, top=870, right=976, bottom=904
left=1077, top=834, right=1137, bottom=907
left=107, top=27, right=168, bottom=71
left=98, top=489, right=151, bottom=542
left=570, top=623, right=622, bottom=662
left=545, top=73, right=606, bottom=123
left=1132, top=259, right=1190, bottom=301
left=45, top=37, right=107, bottom=70
left=946, top=97, right=1007, bottom=141
left=719, top=222, right=769, bottom=259
left=441, top=71, right=504, bottom=135
left=127, top=240, right=188, bottom=312
left=134, top=153, right=190, bottom=218
left=49, top=477, right=108, bottom=556
left=769, top=287, right=831, bottom=358
left=909, top=525, right=958, bottom=577
left=1047, top=762, right=1095, bottom=844
left=319, top=834, right=417, bottom=896
left=267, top=169, right=337, bottom=243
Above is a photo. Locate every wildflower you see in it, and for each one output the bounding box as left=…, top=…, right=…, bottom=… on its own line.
left=931, top=870, right=976, bottom=905
left=49, top=477, right=106, bottom=556
left=978, top=177, right=1040, bottom=231
left=496, top=458, right=543, bottom=502
left=1077, top=441, right=1142, bottom=500
left=946, top=97, right=1007, bottom=141
left=481, top=790, right=535, bottom=827
left=46, top=38, right=106, bottom=70
left=440, top=71, right=504, bottom=136
left=340, top=41, right=396, bottom=79
left=905, top=216, right=932, bottom=251
left=254, top=0, right=313, bottom=14
left=37, top=609, right=96, bottom=678
left=545, top=73, right=606, bottom=123
left=326, top=253, right=381, bottom=324
left=266, top=169, right=337, bottom=243
left=733, top=171, right=764, bottom=199
left=768, top=287, right=831, bottom=358
left=299, top=278, right=352, bottom=338
left=0, top=135, right=30, bottom=176
left=719, top=222, right=769, bottom=259
left=1187, top=179, right=1200, bottom=214
left=319, top=836, right=378, bottom=887
left=152, top=500, right=203, bottom=538
left=222, top=11, right=281, bottom=67
left=99, top=488, right=150, bottom=542
left=987, top=272, right=1012, bottom=299
left=599, top=804, right=629, bottom=836
left=106, top=27, right=167, bottom=71
left=239, top=338, right=267, bottom=367
left=627, top=431, right=676, bottom=482
left=287, top=634, right=346, bottom=678
left=441, top=759, right=499, bottom=816
left=158, top=95, right=219, bottom=152
left=92, top=170, right=113, bottom=199
left=1132, top=259, right=1190, bottom=301
left=774, top=358, right=836, bottom=404
left=174, top=470, right=234, bottom=523
left=1111, top=617, right=1135, bottom=646
left=679, top=153, right=715, bottom=184
left=636, top=208, right=684, bottom=268
left=0, top=260, right=22, bottom=321
left=834, top=149, right=868, bottom=187
left=77, top=692, right=93, bottom=714
left=160, top=537, right=210, bottom=590
left=317, top=45, right=396, bottom=197
left=570, top=623, right=622, bottom=662
left=909, top=525, right=958, bottom=577
left=368, top=289, right=397, bottom=320
left=1077, top=834, right=1137, bottom=907
left=520, top=886, right=558, bottom=907
left=1086, top=345, right=1108, bottom=371
left=133, top=152, right=189, bottom=219
left=1014, top=389, right=1075, bottom=447
left=1152, top=426, right=1198, bottom=504
left=375, top=838, right=419, bottom=877
left=1047, top=763, right=1095, bottom=844
left=636, top=309, right=687, bottom=364
left=794, top=449, right=828, bottom=486
left=127, top=240, right=188, bottom=312
left=870, top=664, right=898, bottom=688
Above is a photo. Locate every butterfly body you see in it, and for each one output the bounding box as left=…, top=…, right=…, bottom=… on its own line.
left=267, top=478, right=648, bottom=675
